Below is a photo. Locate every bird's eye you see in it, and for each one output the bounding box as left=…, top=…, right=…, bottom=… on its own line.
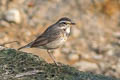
left=62, top=22, right=66, bottom=24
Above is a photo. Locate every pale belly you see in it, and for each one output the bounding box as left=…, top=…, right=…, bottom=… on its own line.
left=43, top=37, right=67, bottom=49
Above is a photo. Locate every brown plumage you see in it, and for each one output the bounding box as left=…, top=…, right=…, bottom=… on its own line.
left=18, top=17, right=75, bottom=65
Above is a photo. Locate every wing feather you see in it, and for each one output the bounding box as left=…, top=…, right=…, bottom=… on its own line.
left=31, top=29, right=61, bottom=47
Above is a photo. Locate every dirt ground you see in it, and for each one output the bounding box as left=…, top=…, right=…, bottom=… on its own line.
left=0, top=0, right=120, bottom=78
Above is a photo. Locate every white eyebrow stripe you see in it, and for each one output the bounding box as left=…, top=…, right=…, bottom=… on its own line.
left=59, top=21, right=71, bottom=23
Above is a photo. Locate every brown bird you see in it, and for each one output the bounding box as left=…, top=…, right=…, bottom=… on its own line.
left=18, top=17, right=75, bottom=65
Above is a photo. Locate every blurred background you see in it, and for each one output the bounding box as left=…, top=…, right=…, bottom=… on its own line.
left=0, top=0, right=120, bottom=78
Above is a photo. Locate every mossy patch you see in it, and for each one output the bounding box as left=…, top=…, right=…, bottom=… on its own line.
left=0, top=48, right=118, bottom=80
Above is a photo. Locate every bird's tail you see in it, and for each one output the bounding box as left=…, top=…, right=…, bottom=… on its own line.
left=18, top=41, right=33, bottom=50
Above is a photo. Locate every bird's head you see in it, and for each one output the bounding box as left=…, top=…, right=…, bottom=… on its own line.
left=56, top=17, right=75, bottom=29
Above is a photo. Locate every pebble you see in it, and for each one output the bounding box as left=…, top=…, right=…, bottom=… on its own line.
left=4, top=9, right=21, bottom=24
left=75, top=61, right=99, bottom=71
left=68, top=53, right=79, bottom=61
left=0, top=46, right=5, bottom=50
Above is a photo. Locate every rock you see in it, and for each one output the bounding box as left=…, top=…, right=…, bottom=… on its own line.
left=68, top=53, right=79, bottom=61
left=0, top=46, right=5, bottom=50
left=74, top=60, right=99, bottom=72
left=0, top=48, right=118, bottom=80
left=4, top=9, right=21, bottom=24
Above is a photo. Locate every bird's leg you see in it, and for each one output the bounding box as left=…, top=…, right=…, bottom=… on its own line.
left=47, top=50, right=58, bottom=65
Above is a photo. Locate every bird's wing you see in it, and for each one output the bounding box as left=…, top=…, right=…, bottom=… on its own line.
left=31, top=36, right=48, bottom=47
left=31, top=29, right=61, bottom=47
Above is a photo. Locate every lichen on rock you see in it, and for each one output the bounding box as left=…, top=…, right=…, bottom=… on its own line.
left=0, top=47, right=118, bottom=80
